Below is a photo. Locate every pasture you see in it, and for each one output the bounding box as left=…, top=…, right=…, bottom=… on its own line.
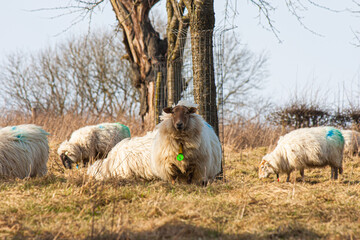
left=0, top=115, right=359, bottom=239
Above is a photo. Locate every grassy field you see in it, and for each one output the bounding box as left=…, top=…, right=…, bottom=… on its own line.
left=1, top=135, right=360, bottom=239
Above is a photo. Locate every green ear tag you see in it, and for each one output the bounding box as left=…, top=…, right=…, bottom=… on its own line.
left=177, top=153, right=184, bottom=161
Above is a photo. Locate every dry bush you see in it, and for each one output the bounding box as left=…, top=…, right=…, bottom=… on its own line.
left=222, top=119, right=282, bottom=152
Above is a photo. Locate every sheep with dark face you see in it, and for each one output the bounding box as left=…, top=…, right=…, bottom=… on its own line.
left=150, top=100, right=222, bottom=184
left=58, top=123, right=130, bottom=169
left=259, top=127, right=344, bottom=182
left=0, top=124, right=49, bottom=179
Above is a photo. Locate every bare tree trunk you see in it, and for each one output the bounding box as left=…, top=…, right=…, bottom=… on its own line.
left=110, top=0, right=167, bottom=125
left=166, top=0, right=189, bottom=107
left=184, top=0, right=219, bottom=136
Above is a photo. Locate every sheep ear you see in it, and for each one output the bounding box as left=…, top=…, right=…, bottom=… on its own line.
left=163, top=107, right=173, bottom=113
left=189, top=107, right=197, bottom=114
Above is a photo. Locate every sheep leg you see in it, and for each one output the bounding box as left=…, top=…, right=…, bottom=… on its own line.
left=286, top=174, right=290, bottom=182
left=300, top=169, right=305, bottom=182
left=331, top=167, right=339, bottom=180
left=187, top=170, right=194, bottom=184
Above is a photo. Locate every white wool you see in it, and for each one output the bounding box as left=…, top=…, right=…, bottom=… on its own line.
left=150, top=111, right=222, bottom=184
left=88, top=101, right=222, bottom=184
left=87, top=131, right=157, bottom=180
left=0, top=124, right=49, bottom=179
left=175, top=100, right=198, bottom=108
left=341, top=130, right=360, bottom=156
left=259, top=126, right=344, bottom=180
left=57, top=122, right=130, bottom=165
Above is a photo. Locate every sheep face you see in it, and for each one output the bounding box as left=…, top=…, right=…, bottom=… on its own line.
left=258, top=158, right=275, bottom=179
left=58, top=141, right=81, bottom=169
left=60, top=152, right=74, bottom=169
left=163, top=106, right=197, bottom=131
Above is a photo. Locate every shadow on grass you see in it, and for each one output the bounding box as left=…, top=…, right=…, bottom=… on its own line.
left=84, top=221, right=322, bottom=240
left=8, top=219, right=322, bottom=240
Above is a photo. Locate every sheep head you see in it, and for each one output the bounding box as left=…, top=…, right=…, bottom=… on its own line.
left=58, top=141, right=82, bottom=169
left=258, top=157, right=275, bottom=179
left=163, top=105, right=197, bottom=131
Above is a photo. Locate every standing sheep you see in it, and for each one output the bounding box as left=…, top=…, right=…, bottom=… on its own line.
left=259, top=126, right=344, bottom=182
left=150, top=100, right=222, bottom=184
left=0, top=124, right=49, bottom=179
left=341, top=129, right=360, bottom=156
left=88, top=100, right=222, bottom=185
left=58, top=123, right=130, bottom=169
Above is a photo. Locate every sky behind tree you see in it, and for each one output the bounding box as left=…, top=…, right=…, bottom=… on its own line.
left=0, top=0, right=359, bottom=108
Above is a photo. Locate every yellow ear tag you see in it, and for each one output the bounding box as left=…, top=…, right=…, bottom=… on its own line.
left=177, top=144, right=184, bottom=161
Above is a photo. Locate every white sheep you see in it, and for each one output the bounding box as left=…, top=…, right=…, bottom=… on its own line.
left=341, top=129, right=360, bottom=156
left=58, top=122, right=130, bottom=169
left=88, top=100, right=222, bottom=184
left=0, top=124, right=49, bottom=179
left=259, top=126, right=344, bottom=182
left=150, top=100, right=222, bottom=184
left=87, top=130, right=156, bottom=180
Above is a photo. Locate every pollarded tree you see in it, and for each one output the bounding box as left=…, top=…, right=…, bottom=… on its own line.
left=110, top=0, right=167, bottom=125
left=53, top=0, right=218, bottom=133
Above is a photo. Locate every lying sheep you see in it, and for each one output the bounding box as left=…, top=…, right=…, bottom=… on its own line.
left=259, top=126, right=344, bottom=182
left=341, top=129, right=360, bottom=156
left=0, top=124, right=49, bottom=179
left=150, top=100, right=222, bottom=184
left=87, top=130, right=156, bottom=180
left=58, top=123, right=130, bottom=169
left=88, top=100, right=222, bottom=184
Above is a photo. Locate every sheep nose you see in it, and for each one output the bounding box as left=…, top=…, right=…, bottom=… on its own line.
left=176, top=122, right=184, bottom=130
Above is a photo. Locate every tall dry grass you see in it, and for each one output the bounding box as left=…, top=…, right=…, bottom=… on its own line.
left=222, top=119, right=282, bottom=152
left=0, top=110, right=150, bottom=142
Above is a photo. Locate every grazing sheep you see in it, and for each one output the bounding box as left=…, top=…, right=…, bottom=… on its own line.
left=341, top=130, right=360, bottom=156
left=87, top=130, right=156, bottom=180
left=0, top=124, right=49, bottom=179
left=58, top=123, right=130, bottom=169
left=150, top=100, right=222, bottom=184
left=259, top=126, right=344, bottom=182
left=88, top=100, right=222, bottom=184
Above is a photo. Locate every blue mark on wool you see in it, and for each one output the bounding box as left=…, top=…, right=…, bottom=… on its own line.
left=98, top=125, right=105, bottom=129
left=116, top=123, right=131, bottom=137
left=40, top=128, right=50, bottom=135
left=204, top=122, right=213, bottom=130
left=326, top=128, right=344, bottom=144
left=15, top=134, right=26, bottom=142
left=11, top=126, right=16, bottom=130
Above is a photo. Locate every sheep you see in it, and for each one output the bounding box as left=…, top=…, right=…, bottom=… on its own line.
left=87, top=130, right=156, bottom=180
left=0, top=124, right=49, bottom=179
left=341, top=129, right=360, bottom=156
left=88, top=100, right=222, bottom=185
left=150, top=100, right=222, bottom=184
left=258, top=126, right=344, bottom=182
left=58, top=122, right=130, bottom=169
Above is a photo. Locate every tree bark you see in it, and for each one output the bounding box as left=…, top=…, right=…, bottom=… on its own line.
left=184, top=0, right=219, bottom=136
left=110, top=0, right=167, bottom=125
left=166, top=0, right=189, bottom=107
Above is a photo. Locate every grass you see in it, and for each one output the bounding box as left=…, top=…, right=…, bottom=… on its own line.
left=0, top=114, right=360, bottom=239
left=1, top=146, right=360, bottom=239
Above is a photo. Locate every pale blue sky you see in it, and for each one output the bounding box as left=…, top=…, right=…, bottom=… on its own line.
left=0, top=0, right=359, bottom=108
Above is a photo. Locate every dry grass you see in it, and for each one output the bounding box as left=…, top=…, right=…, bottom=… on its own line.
left=0, top=114, right=360, bottom=239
